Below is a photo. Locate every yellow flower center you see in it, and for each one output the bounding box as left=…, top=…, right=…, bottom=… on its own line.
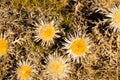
left=0, top=39, right=8, bottom=56
left=18, top=65, right=32, bottom=80
left=39, top=24, right=55, bottom=40
left=70, top=39, right=87, bottom=56
left=112, top=10, right=120, bottom=27
left=48, top=61, right=65, bottom=77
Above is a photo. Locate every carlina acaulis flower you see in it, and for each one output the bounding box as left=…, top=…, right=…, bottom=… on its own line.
left=63, top=31, right=92, bottom=62
left=48, top=60, right=64, bottom=77
left=42, top=51, right=71, bottom=80
left=35, top=20, right=60, bottom=46
left=70, top=39, right=87, bottom=55
left=0, top=34, right=8, bottom=57
left=16, top=60, right=37, bottom=80
left=106, top=5, right=120, bottom=32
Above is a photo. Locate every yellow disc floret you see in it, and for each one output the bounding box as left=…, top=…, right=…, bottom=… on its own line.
left=18, top=65, right=32, bottom=80
left=70, top=39, right=87, bottom=56
left=0, top=39, right=8, bottom=56
left=48, top=61, right=65, bottom=77
left=39, top=24, right=55, bottom=40
left=112, top=10, right=120, bottom=27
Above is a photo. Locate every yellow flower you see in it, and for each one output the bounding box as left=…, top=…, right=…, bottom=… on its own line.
left=35, top=21, right=60, bottom=46
left=17, top=60, right=36, bottom=80
left=70, top=39, right=87, bottom=56
left=63, top=32, right=91, bottom=62
left=18, top=65, right=32, bottom=80
left=43, top=52, right=71, bottom=80
left=39, top=24, right=55, bottom=40
left=107, top=5, right=120, bottom=32
left=48, top=60, right=65, bottom=77
left=0, top=38, right=8, bottom=57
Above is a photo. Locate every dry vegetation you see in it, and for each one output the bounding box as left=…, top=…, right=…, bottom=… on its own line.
left=0, top=0, right=120, bottom=80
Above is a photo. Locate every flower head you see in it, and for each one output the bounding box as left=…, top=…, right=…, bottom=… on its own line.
left=0, top=33, right=9, bottom=57
left=39, top=24, right=55, bottom=40
left=42, top=52, right=71, bottom=80
left=16, top=60, right=36, bottom=80
left=35, top=20, right=60, bottom=46
left=0, top=38, right=8, bottom=56
left=70, top=39, right=87, bottom=56
left=106, top=5, right=120, bottom=31
left=18, top=65, right=32, bottom=80
left=63, top=31, right=92, bottom=62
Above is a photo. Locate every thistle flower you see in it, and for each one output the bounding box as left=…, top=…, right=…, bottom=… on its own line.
left=63, top=31, right=92, bottom=62
left=0, top=33, right=8, bottom=57
left=106, top=5, right=120, bottom=32
left=16, top=60, right=37, bottom=80
left=0, top=38, right=8, bottom=57
left=42, top=52, right=71, bottom=80
left=34, top=20, right=60, bottom=46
